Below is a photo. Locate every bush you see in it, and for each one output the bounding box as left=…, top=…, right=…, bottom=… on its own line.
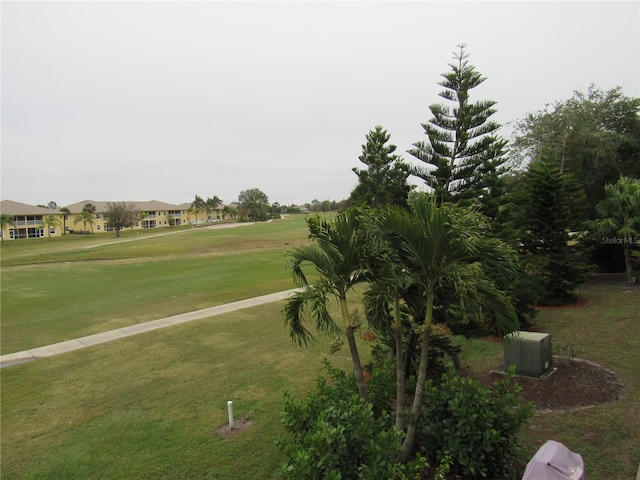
left=417, top=367, right=534, bottom=479
left=279, top=362, right=402, bottom=479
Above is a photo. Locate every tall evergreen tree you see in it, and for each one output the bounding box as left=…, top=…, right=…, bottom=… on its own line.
left=510, top=162, right=591, bottom=305
left=409, top=44, right=508, bottom=218
left=349, top=126, right=412, bottom=209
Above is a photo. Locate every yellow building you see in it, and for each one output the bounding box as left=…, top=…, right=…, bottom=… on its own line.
left=0, top=200, right=65, bottom=239
left=1, top=199, right=227, bottom=240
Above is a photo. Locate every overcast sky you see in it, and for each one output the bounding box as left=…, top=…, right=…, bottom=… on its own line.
left=2, top=1, right=639, bottom=207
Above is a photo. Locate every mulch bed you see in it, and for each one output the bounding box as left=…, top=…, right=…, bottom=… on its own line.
left=468, top=357, right=625, bottom=411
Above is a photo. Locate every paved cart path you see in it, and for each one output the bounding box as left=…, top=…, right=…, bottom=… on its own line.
left=0, top=288, right=299, bottom=368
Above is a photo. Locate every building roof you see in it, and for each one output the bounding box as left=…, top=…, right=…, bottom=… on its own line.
left=2, top=199, right=226, bottom=215
left=1, top=200, right=59, bottom=216
left=62, top=200, right=186, bottom=213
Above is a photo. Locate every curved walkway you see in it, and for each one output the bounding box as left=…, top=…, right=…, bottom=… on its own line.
left=0, top=289, right=299, bottom=369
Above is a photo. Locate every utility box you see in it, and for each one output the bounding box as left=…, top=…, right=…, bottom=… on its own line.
left=503, top=331, right=552, bottom=377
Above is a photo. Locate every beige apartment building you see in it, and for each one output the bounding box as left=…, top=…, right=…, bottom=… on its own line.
left=0, top=199, right=227, bottom=240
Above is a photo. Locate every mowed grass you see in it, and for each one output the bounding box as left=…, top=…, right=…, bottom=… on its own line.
left=520, top=278, right=640, bottom=480
left=2, top=218, right=639, bottom=479
left=1, top=300, right=365, bottom=479
left=1, top=217, right=312, bottom=353
left=455, top=277, right=640, bottom=480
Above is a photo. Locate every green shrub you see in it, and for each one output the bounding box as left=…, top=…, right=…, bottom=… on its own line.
left=279, top=362, right=402, bottom=479
left=417, top=367, right=534, bottom=479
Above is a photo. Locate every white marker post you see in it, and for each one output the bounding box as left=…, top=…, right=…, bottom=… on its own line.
left=227, top=400, right=234, bottom=428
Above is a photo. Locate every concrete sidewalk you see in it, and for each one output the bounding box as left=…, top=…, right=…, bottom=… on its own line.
left=0, top=289, right=299, bottom=369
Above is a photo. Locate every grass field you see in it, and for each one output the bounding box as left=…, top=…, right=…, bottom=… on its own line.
left=1, top=217, right=312, bottom=353
left=1, top=217, right=638, bottom=479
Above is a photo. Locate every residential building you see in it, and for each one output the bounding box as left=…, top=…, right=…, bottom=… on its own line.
left=0, top=200, right=64, bottom=239
left=1, top=199, right=228, bottom=240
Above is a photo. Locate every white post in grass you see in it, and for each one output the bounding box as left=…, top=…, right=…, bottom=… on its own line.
left=227, top=401, right=234, bottom=428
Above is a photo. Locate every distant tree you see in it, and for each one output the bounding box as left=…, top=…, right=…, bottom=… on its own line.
left=191, top=195, right=205, bottom=225
left=238, top=188, right=270, bottom=221
left=83, top=203, right=96, bottom=214
left=309, top=199, right=321, bottom=212
left=59, top=207, right=71, bottom=235
left=590, top=176, right=640, bottom=284
left=510, top=162, right=591, bottom=304
left=409, top=44, right=509, bottom=219
left=283, top=204, right=301, bottom=214
left=511, top=85, right=640, bottom=217
left=41, top=215, right=60, bottom=238
left=1, top=214, right=15, bottom=242
left=205, top=196, right=223, bottom=222
left=74, top=203, right=96, bottom=234
left=349, top=125, right=412, bottom=209
left=105, top=202, right=138, bottom=238
left=269, top=202, right=282, bottom=219
left=222, top=205, right=237, bottom=220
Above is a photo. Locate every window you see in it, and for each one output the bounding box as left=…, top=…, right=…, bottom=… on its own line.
left=97, top=225, right=101, bottom=231
left=49, top=228, right=56, bottom=235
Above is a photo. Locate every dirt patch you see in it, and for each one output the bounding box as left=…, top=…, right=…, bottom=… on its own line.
left=467, top=358, right=625, bottom=411
left=216, top=416, right=253, bottom=438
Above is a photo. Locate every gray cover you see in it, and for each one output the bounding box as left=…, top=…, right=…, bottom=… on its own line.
left=522, top=440, right=585, bottom=480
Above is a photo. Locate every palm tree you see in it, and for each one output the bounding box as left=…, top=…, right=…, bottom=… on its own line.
left=362, top=253, right=415, bottom=431
left=283, top=208, right=371, bottom=401
left=74, top=208, right=95, bottom=234
left=222, top=205, right=237, bottom=220
left=379, top=194, right=519, bottom=461
left=206, top=196, right=223, bottom=221
left=59, top=207, right=71, bottom=235
left=592, top=176, right=640, bottom=284
left=191, top=195, right=205, bottom=225
left=1, top=214, right=15, bottom=242
left=78, top=203, right=97, bottom=233
left=41, top=215, right=60, bottom=238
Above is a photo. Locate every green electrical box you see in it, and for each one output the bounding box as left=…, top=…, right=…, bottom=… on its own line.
left=503, top=331, right=552, bottom=377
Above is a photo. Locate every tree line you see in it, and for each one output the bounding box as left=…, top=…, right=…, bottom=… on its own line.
left=277, top=44, right=639, bottom=478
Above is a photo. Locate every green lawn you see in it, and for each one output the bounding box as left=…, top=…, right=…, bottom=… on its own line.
left=455, top=277, right=639, bottom=480
left=1, top=300, right=362, bottom=480
left=1, top=218, right=638, bottom=479
left=520, top=279, right=640, bottom=480
left=1, top=217, right=311, bottom=353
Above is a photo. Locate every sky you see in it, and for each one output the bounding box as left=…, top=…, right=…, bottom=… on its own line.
left=2, top=1, right=639, bottom=208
